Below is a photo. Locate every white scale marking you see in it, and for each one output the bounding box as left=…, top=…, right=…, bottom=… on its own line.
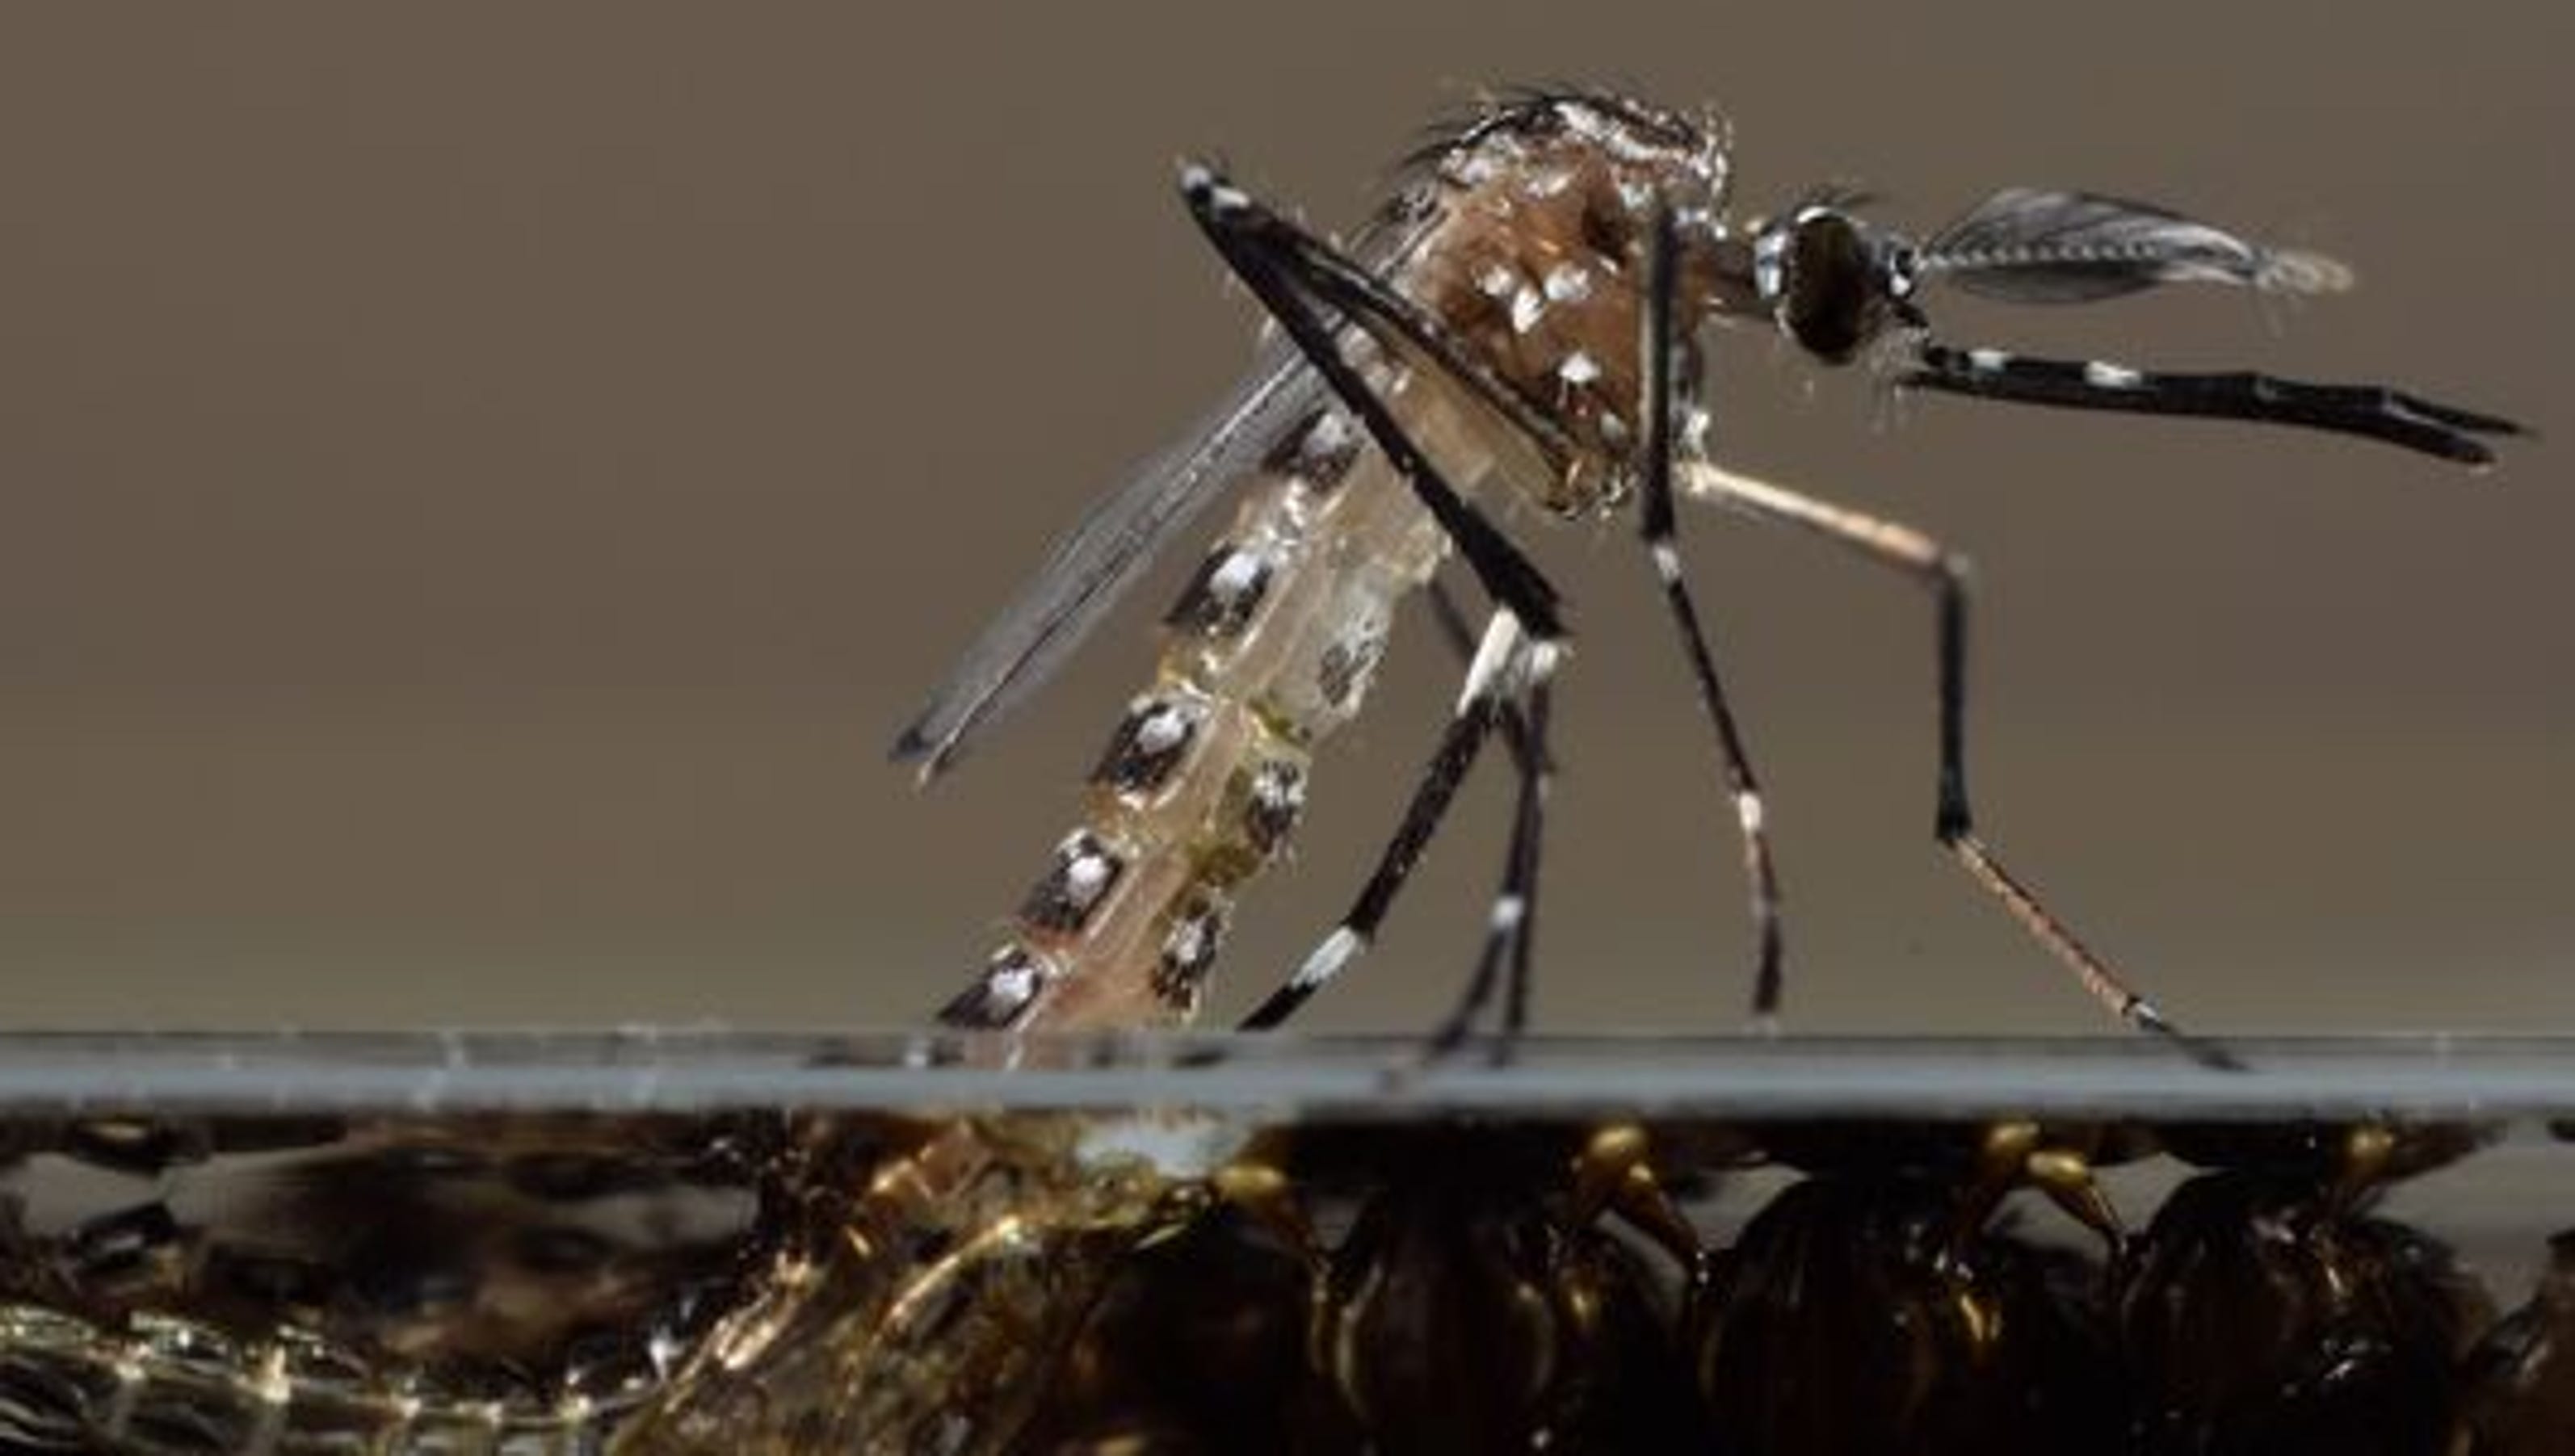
left=1292, top=925, right=1362, bottom=990
left=1061, top=846, right=1114, bottom=908
left=1459, top=611, right=1531, bottom=711
left=986, top=959, right=1040, bottom=1007
left=1301, top=411, right=1354, bottom=461
left=1752, top=231, right=1786, bottom=300
left=1208, top=548, right=1265, bottom=601
left=1255, top=767, right=1301, bottom=812
left=1133, top=703, right=1191, bottom=754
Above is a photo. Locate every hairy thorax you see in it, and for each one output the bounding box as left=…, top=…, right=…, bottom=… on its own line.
left=1394, top=93, right=1731, bottom=516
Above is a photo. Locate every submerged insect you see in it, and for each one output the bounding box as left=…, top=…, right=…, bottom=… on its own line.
left=0, top=1109, right=1205, bottom=1454
left=0, top=1112, right=786, bottom=1450
left=1279, top=1123, right=1707, bottom=1452
left=1, top=1103, right=2544, bottom=1452
left=2462, top=1228, right=2575, bottom=1454
left=1687, top=1120, right=2131, bottom=1454
left=2113, top=1122, right=2496, bottom=1455
left=899, top=90, right=2518, bottom=1056
left=1018, top=1122, right=1710, bottom=1455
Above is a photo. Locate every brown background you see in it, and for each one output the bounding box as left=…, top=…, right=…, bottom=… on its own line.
left=2, top=4, right=2566, bottom=1038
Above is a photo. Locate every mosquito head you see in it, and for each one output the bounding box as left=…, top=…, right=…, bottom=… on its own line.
left=1737, top=185, right=2518, bottom=462
left=1750, top=200, right=1922, bottom=365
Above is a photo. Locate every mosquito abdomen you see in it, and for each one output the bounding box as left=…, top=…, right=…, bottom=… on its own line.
left=939, top=406, right=1451, bottom=1031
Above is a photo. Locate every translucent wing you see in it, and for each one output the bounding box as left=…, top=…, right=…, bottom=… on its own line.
left=1917, top=187, right=2353, bottom=303
left=892, top=342, right=1325, bottom=778
left=893, top=184, right=1489, bottom=780
left=1179, top=166, right=1576, bottom=637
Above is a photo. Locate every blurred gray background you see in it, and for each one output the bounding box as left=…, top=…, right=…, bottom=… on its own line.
left=2, top=4, right=2565, bottom=1037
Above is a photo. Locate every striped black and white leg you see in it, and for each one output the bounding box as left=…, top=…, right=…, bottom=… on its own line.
left=1180, top=162, right=1584, bottom=1038
left=1422, top=573, right=1556, bottom=1051
left=1424, top=574, right=1542, bottom=777
left=1674, top=458, right=2238, bottom=1068
left=1425, top=641, right=1557, bottom=1059
left=1497, top=663, right=1550, bottom=1043
left=1901, top=344, right=2521, bottom=465
left=1636, top=203, right=1790, bottom=1022
left=1180, top=163, right=1567, bottom=640
left=1239, top=610, right=1540, bottom=1032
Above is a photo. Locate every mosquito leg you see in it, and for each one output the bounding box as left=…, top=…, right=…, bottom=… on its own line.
left=1426, top=575, right=1540, bottom=774
left=1431, top=573, right=1544, bottom=1049
left=1423, top=657, right=1556, bottom=1061
left=1674, top=459, right=2239, bottom=1068
left=1181, top=164, right=1569, bottom=640
left=1240, top=611, right=1533, bottom=1031
left=1425, top=574, right=1556, bottom=1049
left=1428, top=572, right=1560, bottom=1053
left=1180, top=162, right=1579, bottom=1036
left=1636, top=204, right=1788, bottom=1022
left=1901, top=344, right=2522, bottom=465
left=1498, top=667, right=1551, bottom=1043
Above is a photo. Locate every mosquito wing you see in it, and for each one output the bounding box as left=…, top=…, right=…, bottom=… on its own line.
left=893, top=183, right=1471, bottom=781
left=891, top=342, right=1326, bottom=779
left=1917, top=187, right=2354, bottom=303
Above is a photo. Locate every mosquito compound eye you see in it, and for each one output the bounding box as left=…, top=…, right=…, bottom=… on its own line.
left=1772, top=208, right=1885, bottom=363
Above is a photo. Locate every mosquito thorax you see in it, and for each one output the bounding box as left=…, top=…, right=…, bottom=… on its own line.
left=1408, top=93, right=1732, bottom=516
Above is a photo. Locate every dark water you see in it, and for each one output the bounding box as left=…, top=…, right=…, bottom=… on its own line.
left=4, top=1032, right=2573, bottom=1453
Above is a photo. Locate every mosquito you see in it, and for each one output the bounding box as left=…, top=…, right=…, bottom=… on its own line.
left=897, top=90, right=2518, bottom=1061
